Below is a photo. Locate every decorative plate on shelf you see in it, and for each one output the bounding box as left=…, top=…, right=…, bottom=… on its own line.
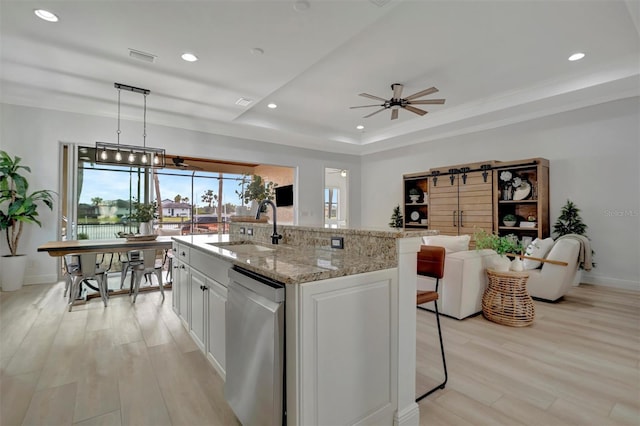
left=410, top=211, right=420, bottom=221
left=513, top=180, right=531, bottom=200
left=125, top=234, right=158, bottom=242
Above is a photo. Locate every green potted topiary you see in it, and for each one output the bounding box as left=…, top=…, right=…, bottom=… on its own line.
left=502, top=214, right=517, bottom=227
left=0, top=151, right=56, bottom=290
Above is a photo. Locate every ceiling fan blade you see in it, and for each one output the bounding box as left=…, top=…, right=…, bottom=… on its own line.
left=404, top=105, right=428, bottom=116
left=349, top=104, right=383, bottom=109
left=392, top=83, right=403, bottom=99
left=359, top=93, right=387, bottom=102
left=363, top=107, right=387, bottom=118
left=405, top=87, right=438, bottom=101
left=391, top=109, right=399, bottom=120
left=408, top=99, right=446, bottom=105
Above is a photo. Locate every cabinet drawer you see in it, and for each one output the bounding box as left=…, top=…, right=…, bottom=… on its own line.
left=174, top=244, right=190, bottom=264
left=190, top=249, right=230, bottom=286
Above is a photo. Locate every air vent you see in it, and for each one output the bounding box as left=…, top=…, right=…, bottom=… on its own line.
left=128, top=49, right=156, bottom=63
left=369, top=0, right=391, bottom=6
left=235, top=97, right=253, bottom=107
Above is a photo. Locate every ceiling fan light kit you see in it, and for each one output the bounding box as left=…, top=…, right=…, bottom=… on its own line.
left=95, top=83, right=165, bottom=168
left=350, top=83, right=445, bottom=120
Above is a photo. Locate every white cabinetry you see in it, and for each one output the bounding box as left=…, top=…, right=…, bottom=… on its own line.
left=170, top=240, right=229, bottom=378
left=287, top=269, right=398, bottom=426
left=190, top=269, right=207, bottom=351
left=207, top=279, right=227, bottom=375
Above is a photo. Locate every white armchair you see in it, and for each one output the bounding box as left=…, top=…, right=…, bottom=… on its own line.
left=526, top=238, right=580, bottom=302
left=417, top=247, right=499, bottom=320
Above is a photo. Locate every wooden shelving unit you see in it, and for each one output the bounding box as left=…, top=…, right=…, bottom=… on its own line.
left=403, top=173, right=429, bottom=229
left=494, top=158, right=549, bottom=242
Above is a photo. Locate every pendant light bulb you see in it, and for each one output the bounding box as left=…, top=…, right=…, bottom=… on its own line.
left=153, top=154, right=159, bottom=165
left=141, top=153, right=148, bottom=164
left=100, top=149, right=108, bottom=160
left=128, top=151, right=135, bottom=162
left=115, top=150, right=122, bottom=161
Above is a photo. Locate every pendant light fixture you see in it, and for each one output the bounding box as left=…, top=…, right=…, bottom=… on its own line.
left=95, top=82, right=165, bottom=168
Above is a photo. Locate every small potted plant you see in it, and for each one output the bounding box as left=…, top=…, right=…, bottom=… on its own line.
left=130, top=200, right=158, bottom=235
left=0, top=151, right=56, bottom=290
left=474, top=229, right=522, bottom=272
left=502, top=214, right=517, bottom=227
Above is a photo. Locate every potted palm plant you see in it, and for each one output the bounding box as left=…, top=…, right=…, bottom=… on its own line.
left=236, top=174, right=275, bottom=214
left=0, top=151, right=55, bottom=291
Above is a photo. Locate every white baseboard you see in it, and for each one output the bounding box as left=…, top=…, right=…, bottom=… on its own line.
left=580, top=273, right=639, bottom=291
left=25, top=274, right=58, bottom=285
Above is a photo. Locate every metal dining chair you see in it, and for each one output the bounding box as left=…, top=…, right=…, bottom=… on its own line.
left=415, top=245, right=448, bottom=401
left=67, top=253, right=109, bottom=312
left=130, top=249, right=165, bottom=303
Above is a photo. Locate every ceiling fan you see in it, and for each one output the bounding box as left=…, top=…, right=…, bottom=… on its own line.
left=171, top=156, right=203, bottom=170
left=350, top=83, right=445, bottom=120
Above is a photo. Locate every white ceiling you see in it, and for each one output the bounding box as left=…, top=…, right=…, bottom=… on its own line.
left=1, top=0, right=638, bottom=155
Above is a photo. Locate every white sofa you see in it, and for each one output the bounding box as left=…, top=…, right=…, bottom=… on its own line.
left=526, top=238, right=580, bottom=302
left=417, top=235, right=499, bottom=320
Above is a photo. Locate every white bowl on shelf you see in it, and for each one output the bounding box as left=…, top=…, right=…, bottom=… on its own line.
left=503, top=220, right=517, bottom=227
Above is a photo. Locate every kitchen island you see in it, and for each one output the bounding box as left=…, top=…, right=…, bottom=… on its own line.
left=171, top=223, right=436, bottom=426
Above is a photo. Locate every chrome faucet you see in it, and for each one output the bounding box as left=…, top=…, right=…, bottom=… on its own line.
left=256, top=199, right=282, bottom=245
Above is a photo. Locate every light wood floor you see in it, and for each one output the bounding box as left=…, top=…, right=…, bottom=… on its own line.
left=1, top=279, right=638, bottom=425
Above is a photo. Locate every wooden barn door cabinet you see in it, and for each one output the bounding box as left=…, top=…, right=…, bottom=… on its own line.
left=427, top=161, right=494, bottom=240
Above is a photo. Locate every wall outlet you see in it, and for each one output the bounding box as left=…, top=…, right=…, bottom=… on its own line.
left=247, top=228, right=254, bottom=236
left=330, top=236, right=344, bottom=249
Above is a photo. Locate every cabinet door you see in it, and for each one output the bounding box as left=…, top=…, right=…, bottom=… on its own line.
left=428, top=175, right=460, bottom=236
left=207, top=279, right=227, bottom=375
left=190, top=269, right=207, bottom=351
left=458, top=170, right=493, bottom=239
left=177, top=262, right=190, bottom=325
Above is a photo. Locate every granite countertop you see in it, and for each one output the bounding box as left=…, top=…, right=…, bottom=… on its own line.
left=172, top=234, right=404, bottom=285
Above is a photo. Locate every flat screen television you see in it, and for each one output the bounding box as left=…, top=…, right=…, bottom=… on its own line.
left=275, top=184, right=294, bottom=207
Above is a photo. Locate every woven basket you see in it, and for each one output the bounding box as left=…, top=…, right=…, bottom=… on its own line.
left=483, top=269, right=534, bottom=327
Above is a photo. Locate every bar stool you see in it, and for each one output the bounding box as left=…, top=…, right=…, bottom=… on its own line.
left=416, top=245, right=448, bottom=402
left=120, top=251, right=143, bottom=291
left=130, top=249, right=164, bottom=303
left=67, top=253, right=109, bottom=312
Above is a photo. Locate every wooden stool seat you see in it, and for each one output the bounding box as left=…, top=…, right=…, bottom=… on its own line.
left=417, top=290, right=438, bottom=305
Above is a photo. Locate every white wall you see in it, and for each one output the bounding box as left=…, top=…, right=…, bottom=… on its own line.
left=0, top=104, right=362, bottom=284
left=361, top=97, right=640, bottom=290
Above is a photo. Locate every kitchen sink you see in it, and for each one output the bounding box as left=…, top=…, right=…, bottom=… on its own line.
left=208, top=241, right=275, bottom=254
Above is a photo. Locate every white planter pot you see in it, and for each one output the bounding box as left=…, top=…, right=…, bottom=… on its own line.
left=492, top=255, right=511, bottom=272
left=510, top=257, right=524, bottom=272
left=139, top=221, right=153, bottom=235
left=1, top=255, right=28, bottom=291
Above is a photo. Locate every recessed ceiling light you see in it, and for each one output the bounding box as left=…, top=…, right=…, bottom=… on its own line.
left=181, top=53, right=198, bottom=62
left=34, top=9, right=58, bottom=22
left=267, top=103, right=278, bottom=109
left=293, top=0, right=311, bottom=12
left=356, top=125, right=364, bottom=130
left=568, top=52, right=585, bottom=61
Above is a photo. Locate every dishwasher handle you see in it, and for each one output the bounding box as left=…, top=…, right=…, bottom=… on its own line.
left=229, top=266, right=285, bottom=303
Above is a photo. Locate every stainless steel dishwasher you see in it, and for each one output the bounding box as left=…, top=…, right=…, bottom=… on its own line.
left=225, top=266, right=285, bottom=426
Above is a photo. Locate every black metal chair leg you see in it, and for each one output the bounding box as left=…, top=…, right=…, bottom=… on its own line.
left=416, top=296, right=448, bottom=402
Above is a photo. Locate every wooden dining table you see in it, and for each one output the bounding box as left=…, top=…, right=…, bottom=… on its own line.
left=38, top=236, right=174, bottom=302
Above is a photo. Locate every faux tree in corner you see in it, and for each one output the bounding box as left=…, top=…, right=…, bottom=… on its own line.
left=389, top=205, right=403, bottom=228
left=553, top=199, right=595, bottom=270
left=0, top=151, right=55, bottom=290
